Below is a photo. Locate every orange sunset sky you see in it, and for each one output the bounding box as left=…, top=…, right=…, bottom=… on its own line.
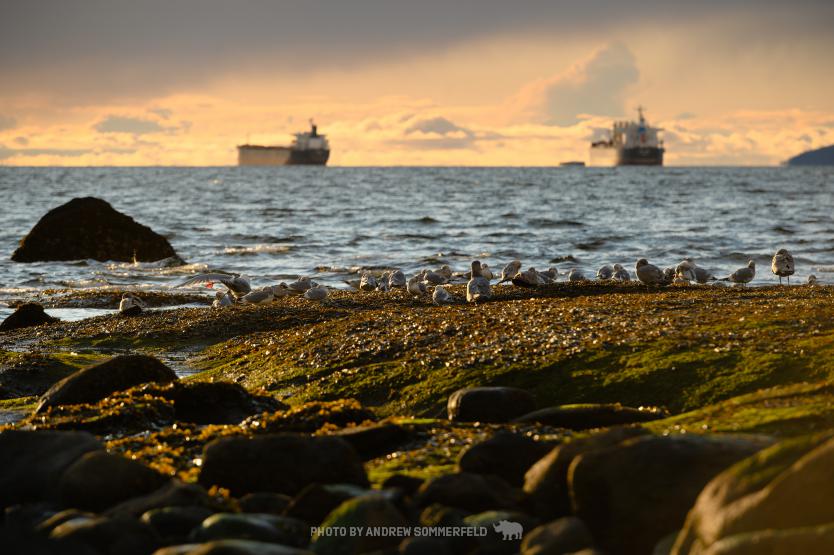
left=1, top=1, right=833, bottom=166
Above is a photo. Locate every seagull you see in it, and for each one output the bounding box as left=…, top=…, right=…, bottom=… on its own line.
left=635, top=259, right=668, bottom=285
left=271, top=283, right=292, bottom=298
left=432, top=285, right=454, bottom=304
left=241, top=286, right=274, bottom=304
left=304, top=284, right=329, bottom=300
left=343, top=278, right=361, bottom=290
left=771, top=249, right=795, bottom=285
left=377, top=279, right=390, bottom=292
left=422, top=269, right=448, bottom=286
left=407, top=275, right=428, bottom=296
left=466, top=260, right=492, bottom=303
left=388, top=270, right=406, bottom=289
left=359, top=273, right=378, bottom=291
left=680, top=258, right=716, bottom=284
left=536, top=269, right=555, bottom=284
left=480, top=264, right=494, bottom=281
left=675, top=260, right=697, bottom=282
left=512, top=267, right=541, bottom=288
left=436, top=265, right=453, bottom=280
left=808, top=275, right=818, bottom=285
left=287, top=276, right=313, bottom=294
left=540, top=267, right=558, bottom=282
left=497, top=260, right=522, bottom=284
left=568, top=268, right=587, bottom=282
left=612, top=264, right=631, bottom=281
left=597, top=265, right=614, bottom=280
left=119, top=293, right=147, bottom=316
left=663, top=266, right=676, bottom=283
left=212, top=291, right=234, bottom=307
left=720, top=260, right=756, bottom=286
left=177, top=273, right=251, bottom=299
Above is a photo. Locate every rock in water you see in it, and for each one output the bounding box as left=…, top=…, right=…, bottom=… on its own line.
left=0, top=302, right=58, bottom=332
left=35, top=354, right=178, bottom=413
left=11, top=196, right=180, bottom=263
left=198, top=433, right=368, bottom=496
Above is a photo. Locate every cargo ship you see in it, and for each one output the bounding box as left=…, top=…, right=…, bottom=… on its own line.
left=591, top=107, right=664, bottom=166
left=237, top=121, right=330, bottom=166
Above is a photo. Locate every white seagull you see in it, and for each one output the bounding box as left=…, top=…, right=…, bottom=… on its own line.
left=119, top=293, right=147, bottom=316
left=466, top=260, right=492, bottom=303
left=497, top=260, right=522, bottom=284
left=612, top=264, right=631, bottom=281
left=635, top=259, right=668, bottom=285
left=771, top=249, right=795, bottom=285
left=721, top=260, right=756, bottom=286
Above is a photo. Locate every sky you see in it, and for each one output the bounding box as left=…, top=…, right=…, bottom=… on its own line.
left=1, top=1, right=833, bottom=166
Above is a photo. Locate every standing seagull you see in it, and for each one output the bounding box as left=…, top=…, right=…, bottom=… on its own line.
left=612, top=264, right=631, bottom=281
left=241, top=286, right=274, bottom=304
left=771, top=249, right=795, bottom=285
left=635, top=259, right=668, bottom=285
left=177, top=273, right=251, bottom=300
left=467, top=260, right=492, bottom=303
left=497, top=260, right=522, bottom=284
left=721, top=260, right=756, bottom=286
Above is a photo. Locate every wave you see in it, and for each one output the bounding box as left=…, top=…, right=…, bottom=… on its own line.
left=222, top=244, right=294, bottom=255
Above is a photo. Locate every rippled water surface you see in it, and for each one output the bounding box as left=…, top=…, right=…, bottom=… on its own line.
left=1, top=166, right=833, bottom=319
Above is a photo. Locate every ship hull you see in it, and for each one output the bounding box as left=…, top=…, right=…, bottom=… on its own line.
left=617, top=147, right=664, bottom=166
left=288, top=149, right=330, bottom=165
left=237, top=146, right=329, bottom=166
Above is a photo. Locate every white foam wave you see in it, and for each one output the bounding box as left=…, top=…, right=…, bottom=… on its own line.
left=223, top=244, right=293, bottom=255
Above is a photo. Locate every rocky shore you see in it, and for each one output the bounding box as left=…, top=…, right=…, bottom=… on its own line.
left=2, top=282, right=834, bottom=554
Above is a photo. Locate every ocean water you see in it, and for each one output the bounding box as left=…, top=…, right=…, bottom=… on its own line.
left=1, top=166, right=833, bottom=321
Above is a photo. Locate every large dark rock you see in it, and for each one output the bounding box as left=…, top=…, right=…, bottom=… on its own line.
left=239, top=492, right=293, bottom=515
left=198, top=434, right=368, bottom=496
left=514, top=403, right=667, bottom=430
left=158, top=540, right=313, bottom=555
left=141, top=505, right=215, bottom=543
left=50, top=515, right=159, bottom=555
left=332, top=423, right=411, bottom=460
left=284, top=483, right=368, bottom=526
left=58, top=451, right=169, bottom=511
left=0, top=429, right=101, bottom=508
left=311, top=494, right=410, bottom=555
left=672, top=433, right=834, bottom=555
left=107, top=480, right=217, bottom=518
left=458, top=430, right=552, bottom=486
left=165, top=381, right=283, bottom=425
left=415, top=472, right=523, bottom=513
left=524, top=426, right=649, bottom=519
left=447, top=386, right=535, bottom=423
left=0, top=302, right=58, bottom=332
left=569, top=434, right=770, bottom=555
left=521, top=517, right=594, bottom=555
left=464, top=510, right=539, bottom=555
left=12, top=196, right=180, bottom=263
left=36, top=354, right=177, bottom=413
left=192, top=513, right=308, bottom=546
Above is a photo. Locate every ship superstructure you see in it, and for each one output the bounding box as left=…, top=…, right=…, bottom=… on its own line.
left=591, top=107, right=664, bottom=166
left=238, top=121, right=330, bottom=166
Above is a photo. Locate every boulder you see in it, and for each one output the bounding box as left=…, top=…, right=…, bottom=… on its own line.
left=569, top=434, right=770, bottom=555
left=284, top=483, right=368, bottom=525
left=399, top=537, right=453, bottom=555
left=107, top=480, right=217, bottom=518
left=192, top=513, right=308, bottom=546
left=238, top=492, right=293, bottom=515
left=0, top=429, right=101, bottom=507
left=415, top=472, right=523, bottom=513
left=50, top=515, right=159, bottom=555
left=672, top=433, right=834, bottom=555
left=332, top=423, right=411, bottom=460
left=165, top=381, right=284, bottom=425
left=12, top=196, right=180, bottom=263
left=697, top=524, right=834, bottom=555
left=58, top=451, right=169, bottom=511
left=521, top=517, right=594, bottom=555
left=447, top=386, right=535, bottom=423
left=141, top=506, right=215, bottom=543
left=36, top=354, right=178, bottom=413
left=458, top=430, right=552, bottom=486
left=464, top=510, right=539, bottom=555
left=524, top=426, right=648, bottom=519
left=0, top=302, right=58, bottom=332
left=159, top=540, right=313, bottom=555
left=381, top=474, right=425, bottom=496
left=311, top=494, right=410, bottom=555
left=514, top=403, right=667, bottom=430
left=198, top=434, right=368, bottom=496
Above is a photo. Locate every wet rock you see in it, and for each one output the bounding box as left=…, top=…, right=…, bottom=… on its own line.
left=381, top=474, right=425, bottom=496
left=239, top=492, right=293, bottom=515
left=672, top=433, right=834, bottom=555
left=58, top=451, right=169, bottom=512
left=199, top=433, right=368, bottom=496
left=520, top=517, right=594, bottom=555
left=192, top=513, right=308, bottom=546
left=311, top=494, right=409, bottom=555
left=35, top=509, right=98, bottom=535
left=157, top=540, right=313, bottom=555
left=12, top=196, right=180, bottom=263
left=165, top=381, right=284, bottom=425
left=0, top=302, right=58, bottom=332
left=332, top=423, right=411, bottom=460
left=141, top=506, right=215, bottom=543
left=524, top=426, right=648, bottom=519
left=570, top=434, right=770, bottom=555
left=458, top=430, right=552, bottom=486
left=419, top=504, right=479, bottom=554
left=415, top=472, right=523, bottom=513
left=464, top=510, right=539, bottom=555
left=0, top=352, right=85, bottom=399
left=107, top=480, right=217, bottom=518
left=50, top=515, right=159, bottom=555
left=284, top=483, right=368, bottom=526
left=399, top=537, right=453, bottom=555
left=514, top=403, right=667, bottom=430
left=0, top=429, right=101, bottom=507
left=36, top=354, right=177, bottom=413
left=447, top=387, right=535, bottom=423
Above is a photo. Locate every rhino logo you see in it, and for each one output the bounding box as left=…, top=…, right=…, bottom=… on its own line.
left=493, top=520, right=523, bottom=540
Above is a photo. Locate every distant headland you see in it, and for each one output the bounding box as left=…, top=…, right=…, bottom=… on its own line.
left=785, top=144, right=834, bottom=166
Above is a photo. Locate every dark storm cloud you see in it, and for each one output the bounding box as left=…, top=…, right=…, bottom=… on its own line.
left=1, top=0, right=832, bottom=102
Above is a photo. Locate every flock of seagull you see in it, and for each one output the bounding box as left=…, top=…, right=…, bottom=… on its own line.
left=115, top=248, right=809, bottom=315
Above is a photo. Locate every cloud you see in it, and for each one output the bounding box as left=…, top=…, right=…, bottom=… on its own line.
left=94, top=115, right=166, bottom=134
left=0, top=115, right=16, bottom=131
left=0, top=145, right=89, bottom=160
left=509, top=42, right=639, bottom=125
